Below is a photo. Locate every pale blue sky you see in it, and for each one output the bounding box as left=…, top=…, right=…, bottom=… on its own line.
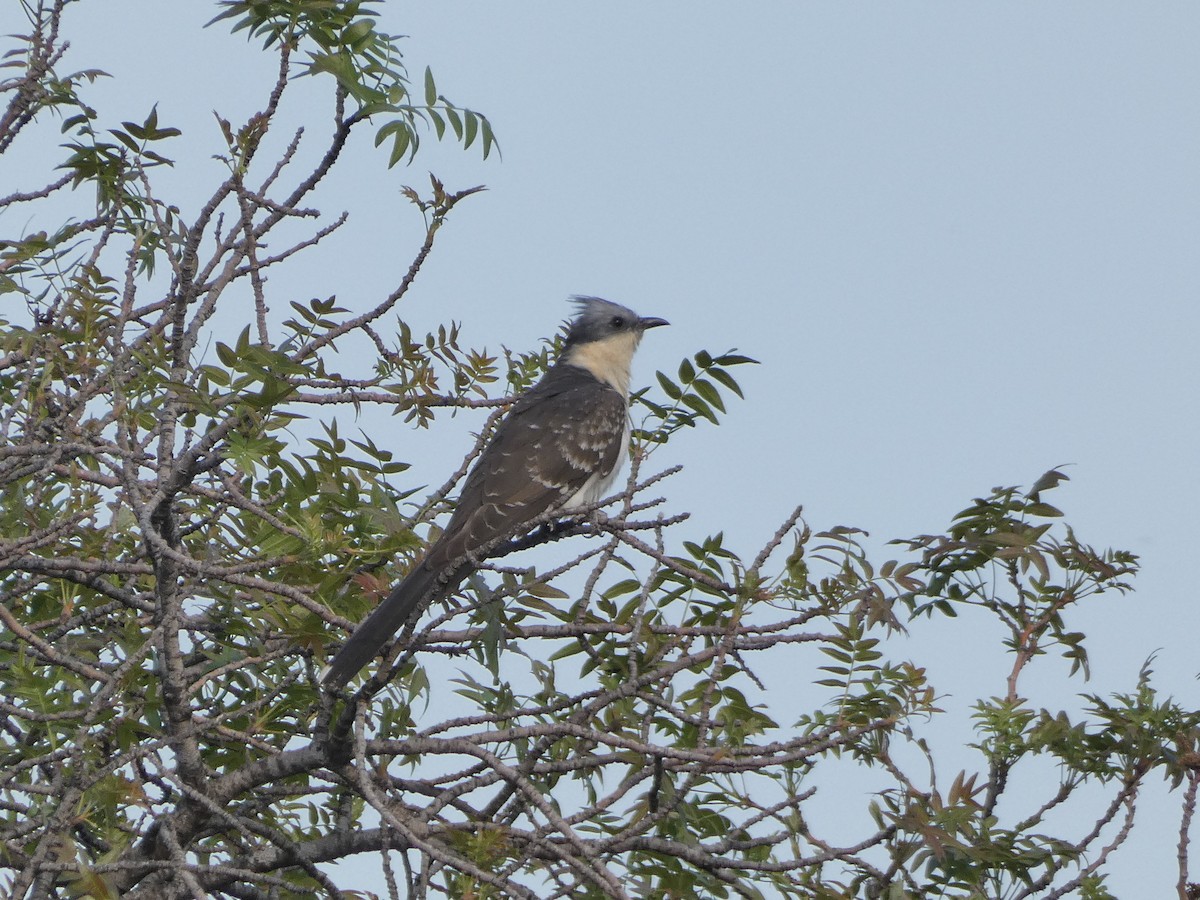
left=4, top=2, right=1198, bottom=895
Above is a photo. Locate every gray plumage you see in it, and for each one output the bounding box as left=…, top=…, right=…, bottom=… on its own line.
left=323, top=297, right=667, bottom=687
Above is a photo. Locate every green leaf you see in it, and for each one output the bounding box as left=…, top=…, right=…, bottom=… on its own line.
left=464, top=110, right=478, bottom=149
left=481, top=118, right=498, bottom=158
left=429, top=108, right=445, bottom=140
left=682, top=393, right=718, bottom=424
left=1026, top=502, right=1064, bottom=518
left=693, top=378, right=725, bottom=413
left=656, top=371, right=682, bottom=401
left=344, top=18, right=376, bottom=49
left=110, top=129, right=140, bottom=152
left=602, top=579, right=642, bottom=600
left=388, top=127, right=413, bottom=167
left=424, top=66, right=437, bottom=106
left=714, top=353, right=758, bottom=367
left=445, top=105, right=463, bottom=139
left=1028, top=467, right=1069, bottom=498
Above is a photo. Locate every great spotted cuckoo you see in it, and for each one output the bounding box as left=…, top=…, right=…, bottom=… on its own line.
left=323, top=296, right=668, bottom=686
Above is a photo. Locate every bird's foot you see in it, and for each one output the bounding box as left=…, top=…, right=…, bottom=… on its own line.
left=533, top=520, right=570, bottom=541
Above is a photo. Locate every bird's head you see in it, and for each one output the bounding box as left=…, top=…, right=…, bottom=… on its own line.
left=560, top=296, right=668, bottom=395
left=563, top=296, right=669, bottom=349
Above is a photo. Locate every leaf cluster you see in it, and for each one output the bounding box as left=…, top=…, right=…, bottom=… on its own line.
left=636, top=349, right=756, bottom=444
left=211, top=0, right=497, bottom=165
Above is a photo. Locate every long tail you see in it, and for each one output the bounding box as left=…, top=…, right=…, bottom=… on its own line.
left=323, top=562, right=467, bottom=687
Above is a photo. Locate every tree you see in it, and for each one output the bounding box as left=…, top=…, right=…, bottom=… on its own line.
left=1, top=3, right=1197, bottom=898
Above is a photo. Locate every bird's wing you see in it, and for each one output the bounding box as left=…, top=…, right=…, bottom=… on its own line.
left=426, top=369, right=628, bottom=569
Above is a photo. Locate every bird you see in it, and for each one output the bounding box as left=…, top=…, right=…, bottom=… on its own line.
left=323, top=296, right=668, bottom=687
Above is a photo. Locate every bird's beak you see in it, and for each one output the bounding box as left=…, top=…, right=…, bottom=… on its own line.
left=637, top=316, right=669, bottom=330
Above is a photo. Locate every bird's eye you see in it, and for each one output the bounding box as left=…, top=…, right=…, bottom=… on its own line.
left=610, top=316, right=625, bottom=329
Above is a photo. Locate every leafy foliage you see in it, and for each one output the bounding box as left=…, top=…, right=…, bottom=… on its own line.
left=0, top=3, right=1197, bottom=899
left=638, top=349, right=757, bottom=443
left=211, top=0, right=498, bottom=165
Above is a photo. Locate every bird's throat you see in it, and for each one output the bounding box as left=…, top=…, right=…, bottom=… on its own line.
left=562, top=332, right=640, bottom=397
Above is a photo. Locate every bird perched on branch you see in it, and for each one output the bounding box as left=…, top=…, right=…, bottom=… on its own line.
left=323, top=296, right=668, bottom=687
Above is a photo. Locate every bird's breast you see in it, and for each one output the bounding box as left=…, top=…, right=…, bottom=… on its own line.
left=562, top=416, right=630, bottom=510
